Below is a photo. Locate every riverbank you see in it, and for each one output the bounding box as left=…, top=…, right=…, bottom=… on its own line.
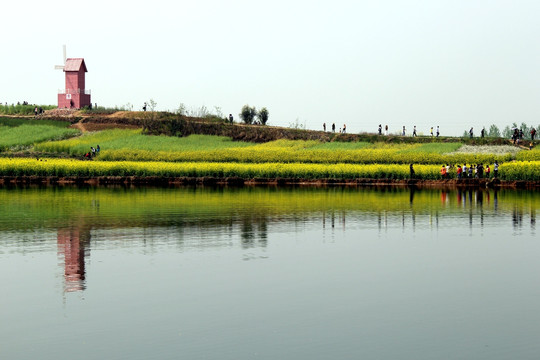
left=1, top=114, right=539, bottom=184
left=1, top=175, right=537, bottom=189
left=3, top=111, right=531, bottom=145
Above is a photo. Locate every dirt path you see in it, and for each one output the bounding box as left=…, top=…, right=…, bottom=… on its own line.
left=70, top=120, right=87, bottom=133
left=507, top=138, right=533, bottom=150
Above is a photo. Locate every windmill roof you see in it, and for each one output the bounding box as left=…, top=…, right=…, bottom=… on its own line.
left=64, top=58, right=87, bottom=72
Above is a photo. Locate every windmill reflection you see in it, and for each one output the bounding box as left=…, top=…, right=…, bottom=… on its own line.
left=57, top=227, right=91, bottom=292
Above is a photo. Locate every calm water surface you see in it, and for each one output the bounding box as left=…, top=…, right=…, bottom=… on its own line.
left=0, top=186, right=539, bottom=359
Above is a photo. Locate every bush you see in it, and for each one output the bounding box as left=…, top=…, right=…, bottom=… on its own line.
left=240, top=105, right=256, bottom=125
left=258, top=107, right=269, bottom=125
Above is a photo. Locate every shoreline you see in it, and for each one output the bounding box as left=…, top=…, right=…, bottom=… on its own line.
left=0, top=176, right=538, bottom=189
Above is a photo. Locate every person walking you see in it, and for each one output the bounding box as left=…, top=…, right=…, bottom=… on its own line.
left=477, top=163, right=484, bottom=178
left=436, top=126, right=440, bottom=137
left=343, top=124, right=346, bottom=133
left=378, top=124, right=382, bottom=135
left=494, top=161, right=499, bottom=178
left=402, top=126, right=406, bottom=136
left=531, top=128, right=537, bottom=141
left=413, top=126, right=417, bottom=137
left=323, top=122, right=326, bottom=132
left=469, top=127, right=473, bottom=138
left=457, top=165, right=463, bottom=179
left=440, top=165, right=447, bottom=179
left=385, top=125, right=388, bottom=136
left=410, top=164, right=415, bottom=179
left=229, top=114, right=234, bottom=124
left=430, top=127, right=433, bottom=137
left=332, top=123, right=335, bottom=132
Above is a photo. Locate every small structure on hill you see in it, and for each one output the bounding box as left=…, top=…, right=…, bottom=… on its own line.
left=54, top=45, right=91, bottom=109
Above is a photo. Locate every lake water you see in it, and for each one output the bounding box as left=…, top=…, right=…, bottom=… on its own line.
left=0, top=185, right=539, bottom=360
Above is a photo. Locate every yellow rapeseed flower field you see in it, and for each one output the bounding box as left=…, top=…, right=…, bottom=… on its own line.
left=0, top=158, right=538, bottom=180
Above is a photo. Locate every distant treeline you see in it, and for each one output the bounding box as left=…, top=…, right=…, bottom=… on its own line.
left=463, top=123, right=539, bottom=139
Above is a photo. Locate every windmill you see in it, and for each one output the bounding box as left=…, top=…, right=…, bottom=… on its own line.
left=54, top=45, right=91, bottom=109
left=54, top=45, right=67, bottom=71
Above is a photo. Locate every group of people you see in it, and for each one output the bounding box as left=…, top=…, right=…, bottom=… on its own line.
left=512, top=127, right=537, bottom=144
left=471, top=127, right=493, bottom=139
left=33, top=106, right=45, bottom=117
left=84, top=145, right=100, bottom=159
left=377, top=125, right=440, bottom=137
left=409, top=161, right=500, bottom=180
left=323, top=123, right=346, bottom=133
left=441, top=161, right=499, bottom=179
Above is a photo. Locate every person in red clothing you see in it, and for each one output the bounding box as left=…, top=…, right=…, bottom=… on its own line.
left=457, top=165, right=463, bottom=179
left=440, top=165, right=447, bottom=179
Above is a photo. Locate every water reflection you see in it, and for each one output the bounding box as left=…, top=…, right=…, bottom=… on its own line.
left=57, top=227, right=90, bottom=292
left=240, top=217, right=268, bottom=249
left=0, top=186, right=537, bottom=294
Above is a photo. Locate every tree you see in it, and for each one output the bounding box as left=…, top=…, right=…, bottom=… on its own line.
left=488, top=124, right=501, bottom=138
left=142, top=99, right=158, bottom=132
left=147, top=99, right=157, bottom=112
left=521, top=122, right=531, bottom=135
left=258, top=107, right=269, bottom=125
left=239, top=105, right=257, bottom=124
left=176, top=103, right=187, bottom=115
left=502, top=125, right=512, bottom=139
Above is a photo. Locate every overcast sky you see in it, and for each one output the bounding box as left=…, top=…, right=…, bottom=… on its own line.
left=2, top=0, right=539, bottom=135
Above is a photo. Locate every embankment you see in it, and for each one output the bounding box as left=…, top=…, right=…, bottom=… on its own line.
left=31, top=110, right=519, bottom=145
left=0, top=176, right=537, bottom=189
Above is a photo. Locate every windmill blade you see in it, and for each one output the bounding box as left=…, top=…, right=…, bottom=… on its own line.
left=63, top=44, right=66, bottom=64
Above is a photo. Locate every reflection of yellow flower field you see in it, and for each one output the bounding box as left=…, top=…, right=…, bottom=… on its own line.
left=0, top=158, right=538, bottom=180
left=0, top=186, right=538, bottom=231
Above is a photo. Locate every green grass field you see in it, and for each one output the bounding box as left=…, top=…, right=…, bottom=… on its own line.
left=0, top=123, right=79, bottom=152
left=0, top=117, right=72, bottom=128
left=34, top=130, right=252, bottom=155
left=33, top=129, right=537, bottom=164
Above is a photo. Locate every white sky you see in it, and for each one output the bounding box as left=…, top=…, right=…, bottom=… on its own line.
left=1, top=0, right=539, bottom=135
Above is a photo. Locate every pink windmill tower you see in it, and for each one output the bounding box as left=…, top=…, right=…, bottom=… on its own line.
left=54, top=45, right=91, bottom=109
